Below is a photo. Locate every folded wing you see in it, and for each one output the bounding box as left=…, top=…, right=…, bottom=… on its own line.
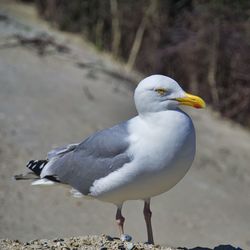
left=41, top=122, right=131, bottom=195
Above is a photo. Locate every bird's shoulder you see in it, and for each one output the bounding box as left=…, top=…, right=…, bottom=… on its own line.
left=75, top=120, right=131, bottom=157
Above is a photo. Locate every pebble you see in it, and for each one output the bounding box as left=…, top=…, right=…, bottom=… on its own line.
left=124, top=242, right=135, bottom=250
left=71, top=242, right=79, bottom=247
left=118, top=244, right=126, bottom=250
left=121, top=234, right=133, bottom=242
left=56, top=241, right=63, bottom=246
left=105, top=235, right=114, bottom=241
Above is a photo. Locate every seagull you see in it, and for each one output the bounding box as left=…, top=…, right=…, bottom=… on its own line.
left=15, top=74, right=205, bottom=244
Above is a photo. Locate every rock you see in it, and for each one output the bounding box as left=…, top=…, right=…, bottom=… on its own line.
left=125, top=242, right=135, bottom=250
left=121, top=234, right=133, bottom=242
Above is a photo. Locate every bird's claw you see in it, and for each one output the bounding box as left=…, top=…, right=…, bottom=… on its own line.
left=144, top=241, right=154, bottom=245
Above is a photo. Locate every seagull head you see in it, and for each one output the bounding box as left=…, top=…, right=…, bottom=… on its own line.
left=134, top=75, right=206, bottom=115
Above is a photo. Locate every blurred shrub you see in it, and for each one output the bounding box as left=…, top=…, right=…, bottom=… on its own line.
left=32, top=0, right=250, bottom=126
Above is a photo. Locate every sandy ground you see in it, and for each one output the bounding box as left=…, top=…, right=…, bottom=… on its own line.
left=0, top=1, right=249, bottom=249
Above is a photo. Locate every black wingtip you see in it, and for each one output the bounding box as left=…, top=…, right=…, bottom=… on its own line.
left=13, top=172, right=40, bottom=181
left=26, top=160, right=48, bottom=176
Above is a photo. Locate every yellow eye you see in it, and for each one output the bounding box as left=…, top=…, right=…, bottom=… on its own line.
left=155, top=88, right=167, bottom=95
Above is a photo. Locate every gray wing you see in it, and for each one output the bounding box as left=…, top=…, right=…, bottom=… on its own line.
left=41, top=121, right=131, bottom=195
left=47, top=143, right=79, bottom=160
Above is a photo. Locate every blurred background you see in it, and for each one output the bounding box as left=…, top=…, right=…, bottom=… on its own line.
left=34, top=0, right=250, bottom=127
left=0, top=0, right=249, bottom=249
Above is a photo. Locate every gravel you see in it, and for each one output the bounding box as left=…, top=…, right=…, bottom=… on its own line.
left=0, top=235, right=176, bottom=250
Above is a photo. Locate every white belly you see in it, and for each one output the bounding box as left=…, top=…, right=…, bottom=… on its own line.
left=89, top=110, right=196, bottom=205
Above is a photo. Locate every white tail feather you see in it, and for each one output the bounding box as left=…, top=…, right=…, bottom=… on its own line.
left=70, top=188, right=84, bottom=198
left=31, top=179, right=56, bottom=186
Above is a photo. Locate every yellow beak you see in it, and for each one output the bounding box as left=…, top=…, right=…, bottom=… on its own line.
left=175, top=93, right=206, bottom=109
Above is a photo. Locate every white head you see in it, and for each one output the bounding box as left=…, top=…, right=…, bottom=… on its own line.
left=134, top=75, right=205, bottom=115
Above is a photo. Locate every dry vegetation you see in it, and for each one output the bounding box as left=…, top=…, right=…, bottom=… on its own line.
left=27, top=0, right=250, bottom=127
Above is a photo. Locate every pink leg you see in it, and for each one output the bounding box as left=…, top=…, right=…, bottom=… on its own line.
left=116, top=205, right=125, bottom=236
left=143, top=199, right=154, bottom=244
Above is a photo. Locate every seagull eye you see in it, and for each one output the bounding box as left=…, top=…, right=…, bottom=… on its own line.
left=155, top=88, right=167, bottom=96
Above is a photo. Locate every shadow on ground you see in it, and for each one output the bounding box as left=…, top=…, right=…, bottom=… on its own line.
left=180, top=244, right=243, bottom=250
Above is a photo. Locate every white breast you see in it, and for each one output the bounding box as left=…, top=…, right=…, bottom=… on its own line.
left=90, top=110, right=196, bottom=205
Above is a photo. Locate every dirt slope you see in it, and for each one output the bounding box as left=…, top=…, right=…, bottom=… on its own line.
left=0, top=1, right=249, bottom=249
